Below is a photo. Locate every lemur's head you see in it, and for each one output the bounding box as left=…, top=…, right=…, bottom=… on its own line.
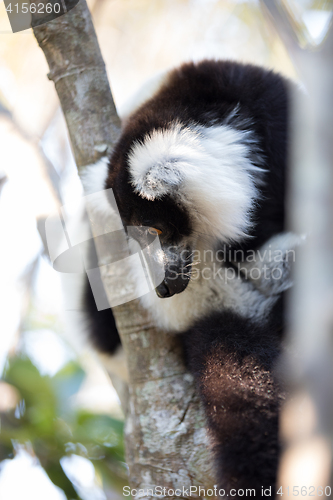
left=106, top=120, right=263, bottom=298
left=106, top=135, right=194, bottom=298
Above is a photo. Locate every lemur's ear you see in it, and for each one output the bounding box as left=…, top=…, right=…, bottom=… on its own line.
left=131, top=160, right=184, bottom=201
left=127, top=125, right=193, bottom=200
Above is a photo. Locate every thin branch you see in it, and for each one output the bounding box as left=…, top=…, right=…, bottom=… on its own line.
left=260, top=0, right=306, bottom=71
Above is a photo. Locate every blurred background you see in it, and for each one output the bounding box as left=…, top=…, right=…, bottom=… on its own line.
left=0, top=0, right=332, bottom=498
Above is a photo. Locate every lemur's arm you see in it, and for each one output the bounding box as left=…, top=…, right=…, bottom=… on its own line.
left=234, top=232, right=302, bottom=296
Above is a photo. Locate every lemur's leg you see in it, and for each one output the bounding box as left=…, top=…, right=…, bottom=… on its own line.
left=182, top=299, right=285, bottom=496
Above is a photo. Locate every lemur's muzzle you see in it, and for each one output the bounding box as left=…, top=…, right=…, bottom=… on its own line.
left=155, top=247, right=192, bottom=298
left=155, top=269, right=190, bottom=297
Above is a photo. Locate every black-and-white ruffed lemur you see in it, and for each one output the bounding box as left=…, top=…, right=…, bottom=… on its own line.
left=81, top=60, right=300, bottom=493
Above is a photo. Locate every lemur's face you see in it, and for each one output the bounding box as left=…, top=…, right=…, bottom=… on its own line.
left=106, top=126, right=198, bottom=298
left=106, top=164, right=194, bottom=297
left=108, top=180, right=194, bottom=298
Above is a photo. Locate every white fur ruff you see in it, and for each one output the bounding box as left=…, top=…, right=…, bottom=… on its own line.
left=134, top=232, right=299, bottom=334
left=128, top=122, right=264, bottom=243
left=135, top=254, right=277, bottom=334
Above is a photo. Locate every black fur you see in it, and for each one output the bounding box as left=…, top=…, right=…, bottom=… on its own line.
left=84, top=239, right=120, bottom=354
left=182, top=298, right=285, bottom=493
left=107, top=60, right=289, bottom=252
left=84, top=60, right=291, bottom=493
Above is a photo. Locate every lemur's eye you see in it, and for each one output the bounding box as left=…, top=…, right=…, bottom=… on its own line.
left=148, top=227, right=162, bottom=236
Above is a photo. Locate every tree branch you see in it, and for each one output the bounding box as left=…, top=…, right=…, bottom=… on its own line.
left=260, top=0, right=306, bottom=73
left=33, top=0, right=120, bottom=167
left=33, top=1, right=215, bottom=496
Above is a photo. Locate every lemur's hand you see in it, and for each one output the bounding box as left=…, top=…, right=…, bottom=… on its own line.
left=233, top=232, right=304, bottom=297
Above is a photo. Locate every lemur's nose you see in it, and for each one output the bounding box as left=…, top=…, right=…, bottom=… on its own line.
left=155, top=268, right=190, bottom=298
left=155, top=279, right=172, bottom=298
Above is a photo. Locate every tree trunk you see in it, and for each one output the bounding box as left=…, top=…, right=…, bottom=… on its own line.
left=33, top=1, right=216, bottom=497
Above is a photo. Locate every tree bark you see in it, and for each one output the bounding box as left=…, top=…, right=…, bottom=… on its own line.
left=33, top=1, right=216, bottom=497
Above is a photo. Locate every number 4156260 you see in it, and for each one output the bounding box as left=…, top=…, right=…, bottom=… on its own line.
left=5, top=3, right=61, bottom=14
left=277, top=486, right=331, bottom=496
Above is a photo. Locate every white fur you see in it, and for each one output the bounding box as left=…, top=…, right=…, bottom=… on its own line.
left=80, top=157, right=112, bottom=217
left=128, top=122, right=264, bottom=243
left=132, top=232, right=301, bottom=334
left=80, top=158, right=124, bottom=235
left=80, top=156, right=108, bottom=194
left=137, top=256, right=277, bottom=334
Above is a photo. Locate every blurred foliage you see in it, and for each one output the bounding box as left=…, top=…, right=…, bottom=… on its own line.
left=0, top=355, right=127, bottom=499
